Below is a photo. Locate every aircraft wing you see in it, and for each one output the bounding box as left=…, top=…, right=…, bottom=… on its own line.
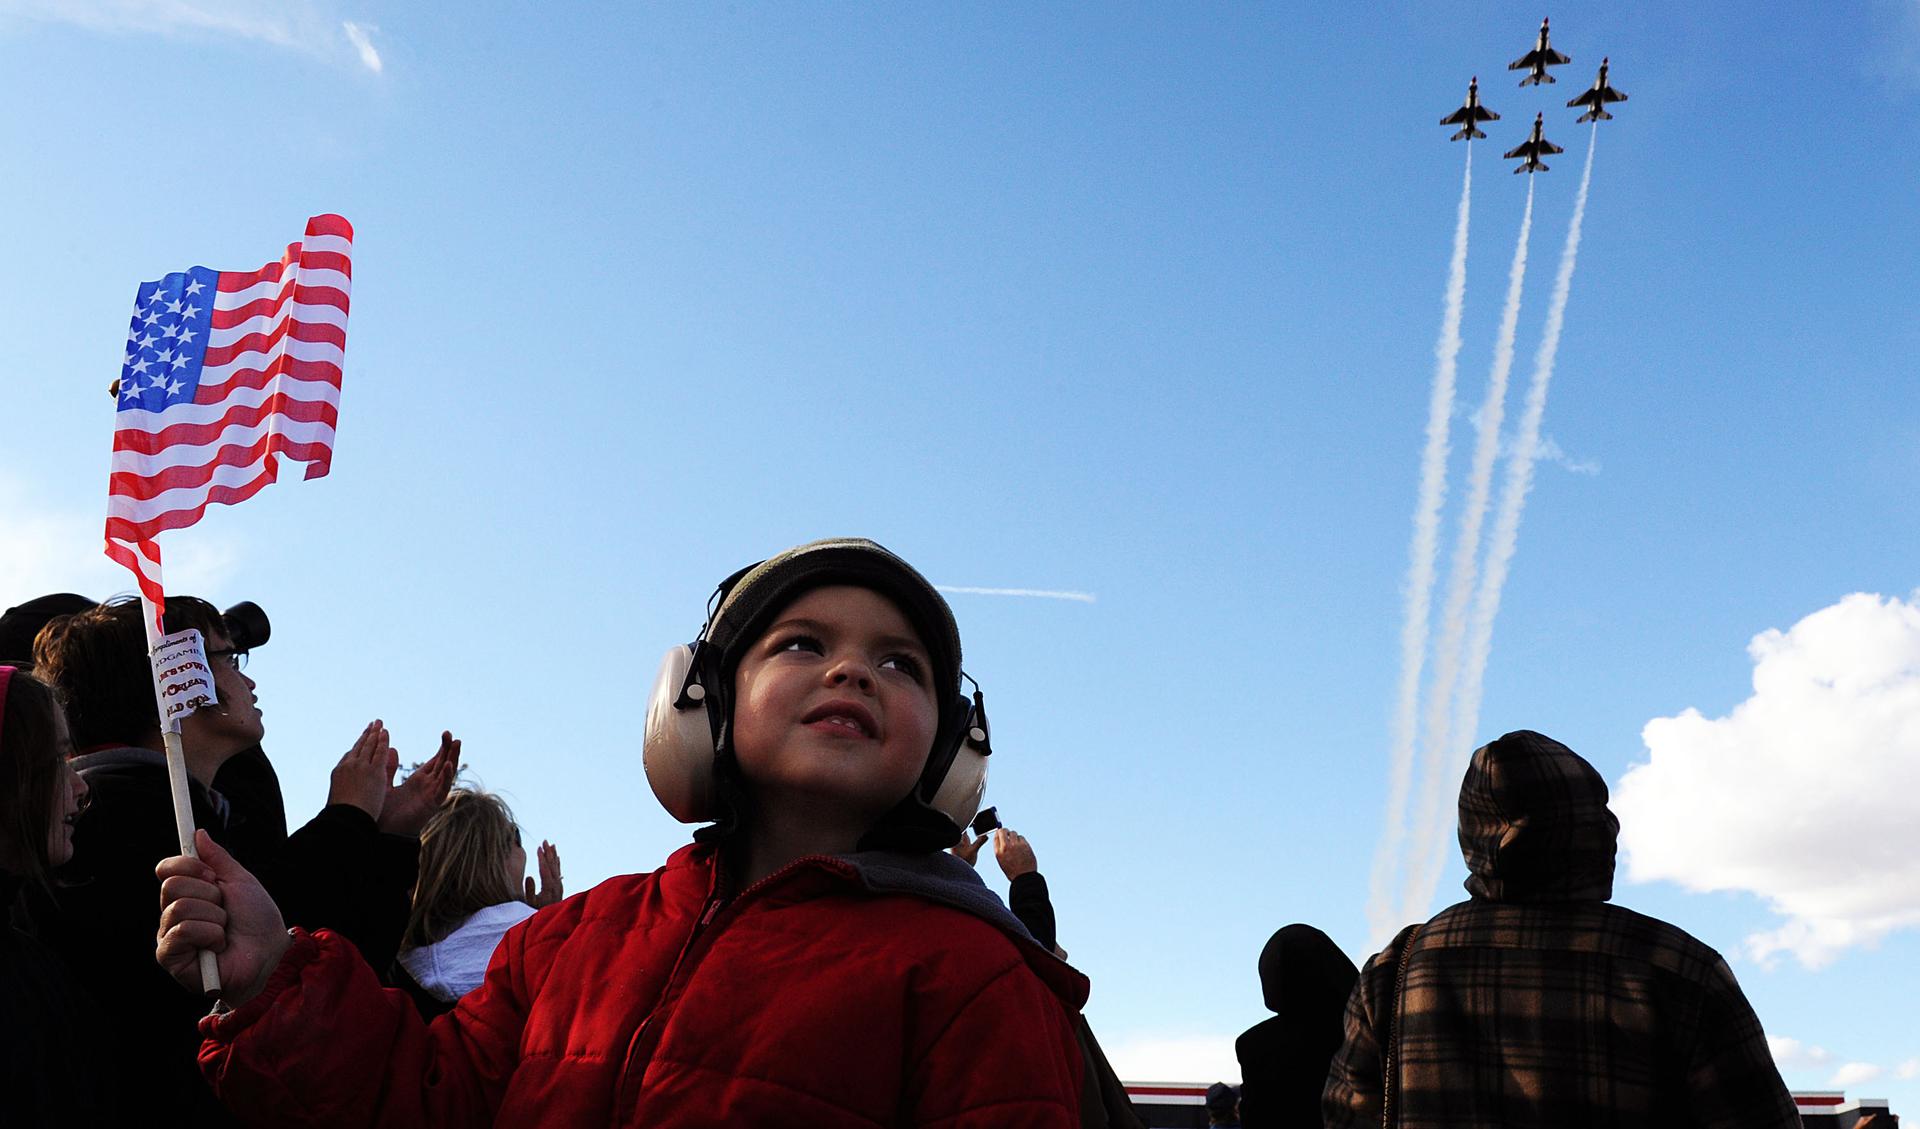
left=1541, top=139, right=1565, bottom=155
left=1442, top=106, right=1499, bottom=125
left=1603, top=88, right=1629, bottom=103
left=1512, top=47, right=1572, bottom=70
left=1568, top=89, right=1599, bottom=108
left=1502, top=140, right=1530, bottom=159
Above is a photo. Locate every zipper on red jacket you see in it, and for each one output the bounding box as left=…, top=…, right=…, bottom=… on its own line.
left=614, top=854, right=855, bottom=1113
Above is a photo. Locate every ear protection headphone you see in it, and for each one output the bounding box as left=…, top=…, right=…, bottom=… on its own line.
left=642, top=568, right=994, bottom=835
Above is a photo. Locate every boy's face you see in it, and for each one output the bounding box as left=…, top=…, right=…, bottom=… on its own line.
left=730, top=585, right=940, bottom=831
left=181, top=629, right=264, bottom=756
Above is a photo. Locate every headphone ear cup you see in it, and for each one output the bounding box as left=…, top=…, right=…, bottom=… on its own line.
left=928, top=745, right=987, bottom=831
left=643, top=645, right=719, bottom=823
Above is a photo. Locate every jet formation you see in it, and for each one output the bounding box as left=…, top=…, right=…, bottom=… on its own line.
left=1438, top=19, right=1628, bottom=173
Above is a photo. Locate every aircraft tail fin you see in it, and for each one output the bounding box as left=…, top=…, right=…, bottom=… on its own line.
left=1452, top=125, right=1486, bottom=141
left=1575, top=108, right=1611, bottom=123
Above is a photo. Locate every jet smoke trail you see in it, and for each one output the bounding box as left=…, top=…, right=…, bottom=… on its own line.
left=1407, top=125, right=1599, bottom=919
left=935, top=586, right=1097, bottom=603
left=1367, top=147, right=1472, bottom=946
left=1401, top=177, right=1536, bottom=926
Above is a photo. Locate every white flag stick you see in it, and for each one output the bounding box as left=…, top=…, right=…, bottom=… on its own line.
left=140, top=594, right=221, bottom=995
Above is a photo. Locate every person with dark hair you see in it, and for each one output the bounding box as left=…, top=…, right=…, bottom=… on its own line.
left=0, top=591, right=97, bottom=668
left=1233, top=924, right=1358, bottom=1129
left=1323, top=730, right=1800, bottom=1129
left=0, top=666, right=110, bottom=1126
left=1205, top=1082, right=1242, bottom=1127
left=30, top=595, right=458, bottom=1127
left=393, top=788, right=561, bottom=1019
left=157, top=538, right=1087, bottom=1127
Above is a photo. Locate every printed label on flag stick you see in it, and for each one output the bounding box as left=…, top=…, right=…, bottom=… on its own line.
left=151, top=628, right=219, bottom=724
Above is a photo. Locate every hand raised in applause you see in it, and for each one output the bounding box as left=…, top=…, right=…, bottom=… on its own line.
left=994, top=827, right=1038, bottom=879
left=156, top=829, right=292, bottom=1005
left=328, top=720, right=393, bottom=820
left=950, top=831, right=990, bottom=868
left=378, top=730, right=462, bottom=838
left=526, top=840, right=564, bottom=908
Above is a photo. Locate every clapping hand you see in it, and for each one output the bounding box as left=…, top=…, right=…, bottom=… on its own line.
left=378, top=730, right=462, bottom=838
left=328, top=721, right=393, bottom=820
left=526, top=840, right=564, bottom=908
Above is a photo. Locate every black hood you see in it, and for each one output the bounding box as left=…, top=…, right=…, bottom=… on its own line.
left=1257, top=923, right=1357, bottom=1020
left=1457, top=730, right=1618, bottom=903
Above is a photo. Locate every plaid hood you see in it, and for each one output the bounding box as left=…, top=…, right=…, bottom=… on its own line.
left=1457, top=729, right=1618, bottom=902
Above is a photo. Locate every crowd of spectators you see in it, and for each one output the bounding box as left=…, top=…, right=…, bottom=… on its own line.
left=0, top=543, right=1825, bottom=1128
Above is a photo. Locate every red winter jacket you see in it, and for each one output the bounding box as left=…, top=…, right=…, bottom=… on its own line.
left=200, top=842, right=1089, bottom=1128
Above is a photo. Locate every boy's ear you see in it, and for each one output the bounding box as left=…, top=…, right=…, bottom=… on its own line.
left=643, top=644, right=720, bottom=823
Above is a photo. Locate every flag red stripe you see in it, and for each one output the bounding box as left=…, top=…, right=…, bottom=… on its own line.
left=107, top=464, right=278, bottom=541
left=217, top=259, right=288, bottom=292
left=304, top=214, right=354, bottom=240
left=110, top=429, right=332, bottom=501
left=103, top=539, right=166, bottom=609
left=214, top=248, right=353, bottom=293
left=113, top=396, right=339, bottom=456
left=210, top=285, right=351, bottom=329
left=193, top=359, right=341, bottom=400
left=200, top=320, right=347, bottom=367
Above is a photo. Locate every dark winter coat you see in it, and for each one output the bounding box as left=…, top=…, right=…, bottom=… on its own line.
left=3, top=872, right=113, bottom=1128
left=1235, top=924, right=1357, bottom=1129
left=28, top=747, right=417, bottom=1128
left=200, top=841, right=1089, bottom=1128
left=1322, top=730, right=1801, bottom=1129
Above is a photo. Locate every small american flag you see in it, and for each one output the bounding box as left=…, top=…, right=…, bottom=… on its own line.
left=105, top=214, right=353, bottom=611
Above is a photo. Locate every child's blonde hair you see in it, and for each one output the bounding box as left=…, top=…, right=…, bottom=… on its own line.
left=403, top=788, right=523, bottom=949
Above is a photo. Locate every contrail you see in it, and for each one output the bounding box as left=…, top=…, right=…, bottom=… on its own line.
left=1367, top=146, right=1472, bottom=946
left=936, top=586, right=1097, bottom=604
left=1407, top=125, right=1599, bottom=919
left=1403, top=176, right=1535, bottom=925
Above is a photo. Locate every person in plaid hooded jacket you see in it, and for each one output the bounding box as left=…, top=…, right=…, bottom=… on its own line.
left=1324, top=730, right=1800, bottom=1129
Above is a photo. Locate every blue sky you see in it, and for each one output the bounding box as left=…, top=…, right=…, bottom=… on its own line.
left=3, top=0, right=1917, bottom=1109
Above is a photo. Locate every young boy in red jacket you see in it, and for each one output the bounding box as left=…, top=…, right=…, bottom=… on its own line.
left=156, top=538, right=1088, bottom=1128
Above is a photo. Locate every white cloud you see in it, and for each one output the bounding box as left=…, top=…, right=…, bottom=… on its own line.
left=1533, top=434, right=1600, bottom=476
left=1768, top=1035, right=1835, bottom=1071
left=1466, top=403, right=1599, bottom=477
left=1898, top=1057, right=1920, bottom=1080
left=1615, top=592, right=1920, bottom=968
left=0, top=476, right=242, bottom=606
left=1831, top=1062, right=1886, bottom=1088
left=0, top=1, right=387, bottom=72
left=1103, top=1032, right=1239, bottom=1084
left=340, top=19, right=379, bottom=72
left=936, top=585, right=1097, bottom=604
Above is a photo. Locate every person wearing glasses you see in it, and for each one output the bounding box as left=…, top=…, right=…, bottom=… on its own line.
left=28, top=595, right=458, bottom=1129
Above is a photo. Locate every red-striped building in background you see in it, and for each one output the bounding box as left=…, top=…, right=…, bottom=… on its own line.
left=105, top=214, right=352, bottom=612
left=1122, top=1082, right=1893, bottom=1128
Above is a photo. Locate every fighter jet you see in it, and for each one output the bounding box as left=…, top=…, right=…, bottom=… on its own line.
left=1439, top=77, right=1501, bottom=141
left=1503, top=113, right=1563, bottom=173
left=1567, top=57, right=1629, bottom=122
left=1509, top=17, right=1572, bottom=86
